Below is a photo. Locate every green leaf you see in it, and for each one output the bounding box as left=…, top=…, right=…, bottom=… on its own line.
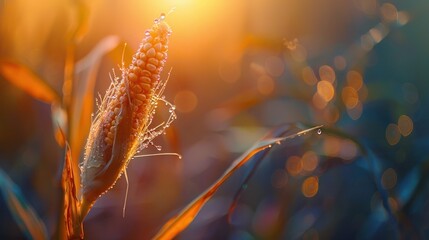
left=0, top=168, right=48, bottom=240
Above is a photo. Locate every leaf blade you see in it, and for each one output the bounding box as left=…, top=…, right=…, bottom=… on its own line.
left=153, top=125, right=322, bottom=240
left=0, top=61, right=60, bottom=104
left=0, top=169, right=48, bottom=240
left=60, top=143, right=82, bottom=239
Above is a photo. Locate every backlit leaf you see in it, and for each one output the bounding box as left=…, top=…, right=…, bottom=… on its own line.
left=153, top=125, right=322, bottom=240
left=60, top=143, right=82, bottom=239
left=0, top=61, right=60, bottom=104
left=70, top=0, right=90, bottom=43
left=228, top=124, right=306, bottom=222
left=51, top=103, right=68, bottom=147
left=0, top=169, right=48, bottom=240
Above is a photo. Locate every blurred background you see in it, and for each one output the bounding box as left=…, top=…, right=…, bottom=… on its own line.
left=1, top=0, right=429, bottom=239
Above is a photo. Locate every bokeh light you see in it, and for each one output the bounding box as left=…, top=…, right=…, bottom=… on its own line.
left=301, top=151, right=319, bottom=172
left=286, top=155, right=303, bottom=176
left=397, top=11, right=410, bottom=25
left=322, top=105, right=340, bottom=123
left=318, top=65, right=336, bottom=83
left=347, top=101, right=363, bottom=120
left=356, top=0, right=378, bottom=16
left=397, top=115, right=413, bottom=137
left=302, top=176, right=319, bottom=198
left=323, top=137, right=341, bottom=157
left=342, top=86, right=359, bottom=109
left=385, top=123, right=401, bottom=146
left=338, top=139, right=358, bottom=161
left=312, top=92, right=328, bottom=110
left=381, top=168, right=397, bottom=190
left=317, top=80, right=335, bottom=102
left=284, top=38, right=298, bottom=50
left=380, top=3, right=398, bottom=23
left=174, top=90, right=198, bottom=113
left=346, top=71, right=363, bottom=91
left=302, top=67, right=318, bottom=86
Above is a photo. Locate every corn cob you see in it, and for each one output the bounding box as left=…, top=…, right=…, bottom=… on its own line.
left=80, top=15, right=174, bottom=216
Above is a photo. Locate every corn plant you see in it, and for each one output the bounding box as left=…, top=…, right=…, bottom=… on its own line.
left=5, top=1, right=419, bottom=239
left=0, top=9, right=323, bottom=238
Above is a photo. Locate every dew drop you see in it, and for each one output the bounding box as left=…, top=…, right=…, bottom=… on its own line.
left=160, top=13, right=166, bottom=20
left=317, top=129, right=322, bottom=135
left=154, top=18, right=159, bottom=24
left=155, top=145, right=162, bottom=151
left=145, top=30, right=150, bottom=36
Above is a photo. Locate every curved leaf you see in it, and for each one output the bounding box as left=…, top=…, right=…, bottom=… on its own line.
left=0, top=169, right=48, bottom=240
left=0, top=61, right=60, bottom=104
left=153, top=125, right=322, bottom=240
left=227, top=124, right=308, bottom=222
left=70, top=0, right=90, bottom=43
